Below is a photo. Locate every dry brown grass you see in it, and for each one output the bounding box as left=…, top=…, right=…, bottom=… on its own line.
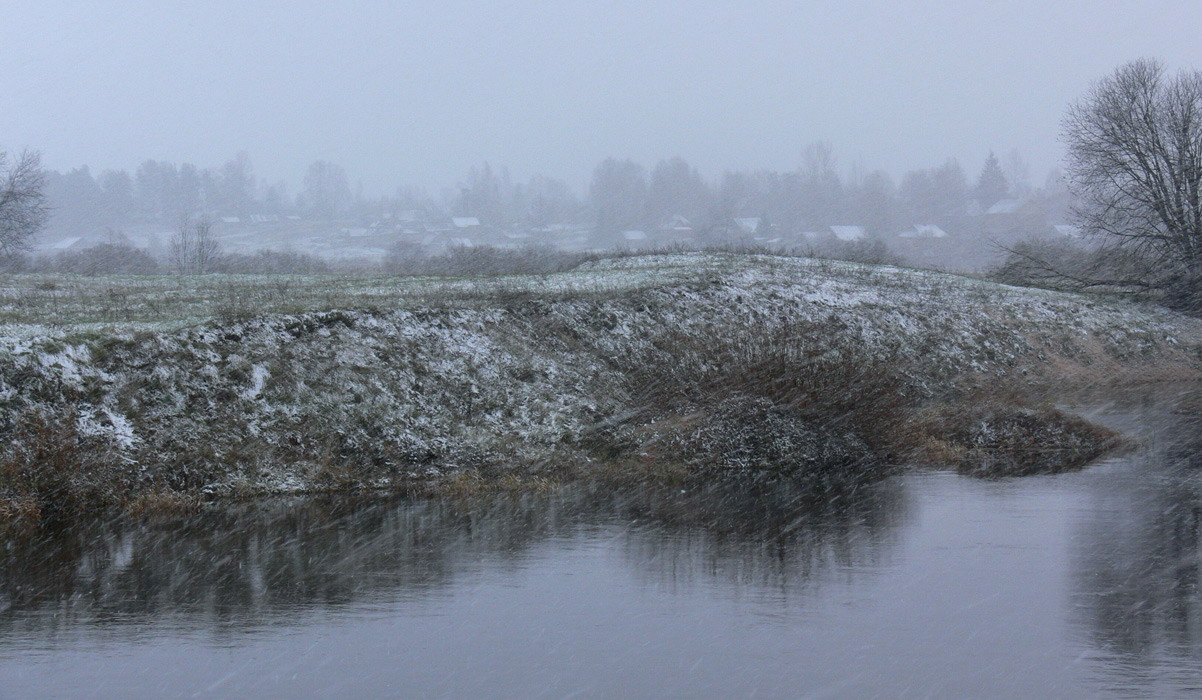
left=0, top=409, right=128, bottom=525
left=608, top=320, right=917, bottom=482
left=122, top=489, right=205, bottom=519
left=908, top=399, right=1125, bottom=477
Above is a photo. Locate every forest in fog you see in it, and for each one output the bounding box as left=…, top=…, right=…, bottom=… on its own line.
left=28, top=144, right=1075, bottom=273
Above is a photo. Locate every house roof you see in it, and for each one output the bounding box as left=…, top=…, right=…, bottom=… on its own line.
left=663, top=214, right=692, bottom=230
left=986, top=198, right=1025, bottom=215
left=52, top=236, right=83, bottom=250
left=623, top=230, right=647, bottom=241
left=830, top=225, right=865, bottom=241
left=734, top=217, right=761, bottom=234
left=452, top=217, right=481, bottom=228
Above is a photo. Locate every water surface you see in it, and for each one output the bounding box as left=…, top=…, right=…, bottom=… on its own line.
left=2, top=390, right=1201, bottom=698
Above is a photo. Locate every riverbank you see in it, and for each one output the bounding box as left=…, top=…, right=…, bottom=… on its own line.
left=2, top=253, right=1200, bottom=524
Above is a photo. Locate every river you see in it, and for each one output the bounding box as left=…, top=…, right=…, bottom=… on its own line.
left=2, top=388, right=1201, bottom=698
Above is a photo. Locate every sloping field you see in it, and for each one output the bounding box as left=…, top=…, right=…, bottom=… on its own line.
left=1, top=253, right=1199, bottom=520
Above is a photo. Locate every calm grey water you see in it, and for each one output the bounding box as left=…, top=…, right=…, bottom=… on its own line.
left=2, top=390, right=1202, bottom=699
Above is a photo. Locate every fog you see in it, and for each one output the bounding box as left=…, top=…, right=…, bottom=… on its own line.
left=4, top=1, right=1200, bottom=193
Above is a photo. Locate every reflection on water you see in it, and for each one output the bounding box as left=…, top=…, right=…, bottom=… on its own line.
left=618, top=480, right=909, bottom=601
left=2, top=388, right=1202, bottom=698
left=0, top=479, right=910, bottom=645
left=1068, top=390, right=1202, bottom=693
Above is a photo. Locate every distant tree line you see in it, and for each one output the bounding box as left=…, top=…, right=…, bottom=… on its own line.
left=38, top=145, right=1051, bottom=238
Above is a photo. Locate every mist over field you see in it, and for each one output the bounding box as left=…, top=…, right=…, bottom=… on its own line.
left=4, top=3, right=1202, bottom=698
left=0, top=1, right=1197, bottom=274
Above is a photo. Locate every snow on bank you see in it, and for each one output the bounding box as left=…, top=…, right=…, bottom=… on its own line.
left=0, top=254, right=1199, bottom=495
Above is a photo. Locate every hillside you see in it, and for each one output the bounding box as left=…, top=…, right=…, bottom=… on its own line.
left=2, top=253, right=1200, bottom=521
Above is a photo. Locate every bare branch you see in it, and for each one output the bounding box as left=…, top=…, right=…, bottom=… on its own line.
left=1053, top=60, right=1202, bottom=309
left=0, top=149, right=49, bottom=255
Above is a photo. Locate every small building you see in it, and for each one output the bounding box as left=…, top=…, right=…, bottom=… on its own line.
left=663, top=214, right=692, bottom=231
left=52, top=236, right=84, bottom=250
left=986, top=199, right=1026, bottom=215
left=830, top=225, right=866, bottom=241
left=899, top=224, right=948, bottom=238
left=734, top=217, right=761, bottom=235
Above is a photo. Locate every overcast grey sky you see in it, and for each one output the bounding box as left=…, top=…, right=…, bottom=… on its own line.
left=2, top=1, right=1200, bottom=194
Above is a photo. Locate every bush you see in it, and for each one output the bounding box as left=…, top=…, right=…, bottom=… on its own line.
left=991, top=237, right=1202, bottom=313
left=913, top=400, right=1123, bottom=476
left=216, top=250, right=331, bottom=275
left=382, top=241, right=430, bottom=274
left=811, top=238, right=905, bottom=267
left=383, top=243, right=592, bottom=277
left=991, top=238, right=1107, bottom=291
left=0, top=252, right=29, bottom=272
left=0, top=409, right=129, bottom=525
left=51, top=243, right=160, bottom=275
left=616, top=320, right=915, bottom=481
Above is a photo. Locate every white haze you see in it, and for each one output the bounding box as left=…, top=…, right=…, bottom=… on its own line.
left=2, top=0, right=1200, bottom=193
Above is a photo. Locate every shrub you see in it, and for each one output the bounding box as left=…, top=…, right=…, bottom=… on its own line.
left=216, top=250, right=331, bottom=275
left=913, top=400, right=1123, bottom=476
left=0, top=409, right=129, bottom=525
left=0, top=252, right=30, bottom=272
left=810, top=238, right=905, bottom=267
left=51, top=243, right=160, bottom=275
left=383, top=243, right=592, bottom=277
left=617, top=320, right=915, bottom=481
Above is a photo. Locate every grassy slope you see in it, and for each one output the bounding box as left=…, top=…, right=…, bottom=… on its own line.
left=1, top=253, right=1199, bottom=520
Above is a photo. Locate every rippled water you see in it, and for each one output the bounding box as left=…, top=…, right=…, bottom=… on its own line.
left=2, top=389, right=1202, bottom=698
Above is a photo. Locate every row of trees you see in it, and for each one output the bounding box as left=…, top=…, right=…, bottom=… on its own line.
left=39, top=146, right=1039, bottom=239
left=448, top=145, right=1036, bottom=235
left=586, top=147, right=1033, bottom=235
left=44, top=154, right=358, bottom=230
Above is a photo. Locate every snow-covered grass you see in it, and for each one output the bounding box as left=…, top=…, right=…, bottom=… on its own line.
left=0, top=253, right=740, bottom=333
left=2, top=253, right=1200, bottom=524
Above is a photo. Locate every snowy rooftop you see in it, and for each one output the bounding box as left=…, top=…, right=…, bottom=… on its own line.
left=830, top=225, right=865, bottom=241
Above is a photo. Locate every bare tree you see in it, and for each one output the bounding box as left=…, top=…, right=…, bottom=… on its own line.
left=0, top=149, right=49, bottom=256
left=1061, top=58, right=1202, bottom=309
left=170, top=215, right=222, bottom=274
